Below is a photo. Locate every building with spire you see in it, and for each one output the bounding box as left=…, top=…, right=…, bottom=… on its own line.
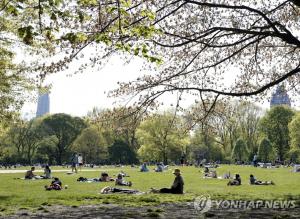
left=36, top=92, right=50, bottom=117
left=270, top=84, right=291, bottom=107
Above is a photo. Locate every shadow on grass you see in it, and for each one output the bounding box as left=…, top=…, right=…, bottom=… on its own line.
left=0, top=195, right=11, bottom=200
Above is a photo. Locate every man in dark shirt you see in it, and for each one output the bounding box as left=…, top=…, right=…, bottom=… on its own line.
left=25, top=167, right=36, bottom=179
left=152, top=168, right=184, bottom=194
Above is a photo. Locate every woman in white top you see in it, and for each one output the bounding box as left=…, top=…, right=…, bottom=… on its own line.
left=78, top=154, right=83, bottom=171
left=43, top=165, right=51, bottom=179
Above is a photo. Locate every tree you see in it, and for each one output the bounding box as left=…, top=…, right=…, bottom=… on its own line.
left=189, top=128, right=224, bottom=163
left=5, top=1, right=299, bottom=99
left=3, top=1, right=300, bottom=124
left=287, top=113, right=300, bottom=162
left=34, top=136, right=58, bottom=165
left=259, top=106, right=295, bottom=161
left=108, top=140, right=138, bottom=164
left=86, top=107, right=143, bottom=151
left=289, top=113, right=300, bottom=149
left=258, top=138, right=275, bottom=163
left=0, top=1, right=37, bottom=122
left=110, top=0, right=300, bottom=114
left=235, top=101, right=262, bottom=159
left=136, top=112, right=189, bottom=163
left=72, top=126, right=108, bottom=164
left=231, top=138, right=248, bottom=162
left=41, top=113, right=86, bottom=164
left=5, top=117, right=46, bottom=164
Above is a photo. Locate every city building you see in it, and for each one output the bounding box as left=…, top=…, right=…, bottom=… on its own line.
left=270, top=84, right=291, bottom=107
left=36, top=92, right=50, bottom=117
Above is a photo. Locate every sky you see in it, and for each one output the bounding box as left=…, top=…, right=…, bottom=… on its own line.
left=22, top=55, right=147, bottom=118
left=20, top=53, right=290, bottom=119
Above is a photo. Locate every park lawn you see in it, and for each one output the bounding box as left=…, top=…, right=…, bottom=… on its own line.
left=0, top=165, right=300, bottom=215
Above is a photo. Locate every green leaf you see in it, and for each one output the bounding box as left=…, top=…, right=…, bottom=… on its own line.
left=133, top=47, right=140, bottom=56
left=120, top=0, right=131, bottom=8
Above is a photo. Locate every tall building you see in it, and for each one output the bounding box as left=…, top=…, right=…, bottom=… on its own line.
left=36, top=92, right=50, bottom=117
left=270, top=85, right=291, bottom=107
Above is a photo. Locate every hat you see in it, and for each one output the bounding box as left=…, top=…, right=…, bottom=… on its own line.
left=172, top=169, right=181, bottom=174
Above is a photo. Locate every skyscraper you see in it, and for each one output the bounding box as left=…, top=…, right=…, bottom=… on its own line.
left=270, top=85, right=291, bottom=107
left=36, top=92, right=50, bottom=117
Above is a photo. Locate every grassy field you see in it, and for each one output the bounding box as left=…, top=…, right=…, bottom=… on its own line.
left=0, top=165, right=300, bottom=215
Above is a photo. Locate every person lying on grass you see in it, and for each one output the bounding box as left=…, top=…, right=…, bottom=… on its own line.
left=150, top=168, right=184, bottom=194
left=249, top=174, right=275, bottom=185
left=100, top=186, right=143, bottom=194
left=45, top=177, right=62, bottom=191
left=203, top=167, right=217, bottom=178
left=115, top=173, right=132, bottom=186
left=99, top=172, right=115, bottom=182
left=227, top=174, right=241, bottom=186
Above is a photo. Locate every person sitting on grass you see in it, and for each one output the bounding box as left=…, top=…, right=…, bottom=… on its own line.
left=221, top=172, right=231, bottom=179
left=202, top=167, right=217, bottom=178
left=203, top=168, right=217, bottom=178
left=45, top=177, right=62, bottom=190
left=150, top=169, right=184, bottom=194
left=140, top=162, right=149, bottom=172
left=115, top=173, right=132, bottom=186
left=25, top=167, right=36, bottom=179
left=42, top=165, right=51, bottom=179
left=227, top=174, right=241, bottom=186
left=155, top=162, right=164, bottom=172
left=249, top=174, right=275, bottom=185
left=203, top=167, right=210, bottom=175
left=99, top=172, right=115, bottom=182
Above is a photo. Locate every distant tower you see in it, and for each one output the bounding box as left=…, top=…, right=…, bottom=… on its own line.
left=36, top=92, right=50, bottom=117
left=270, top=84, right=291, bottom=107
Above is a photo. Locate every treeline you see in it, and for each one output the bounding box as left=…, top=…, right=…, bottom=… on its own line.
left=0, top=101, right=300, bottom=165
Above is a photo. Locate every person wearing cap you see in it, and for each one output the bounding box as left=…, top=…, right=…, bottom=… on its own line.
left=151, top=168, right=184, bottom=194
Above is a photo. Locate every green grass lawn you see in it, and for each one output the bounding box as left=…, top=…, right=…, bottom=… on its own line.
left=0, top=165, right=300, bottom=214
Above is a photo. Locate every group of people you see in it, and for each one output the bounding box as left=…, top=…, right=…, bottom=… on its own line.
left=140, top=162, right=168, bottom=172
left=24, top=166, right=65, bottom=190
left=227, top=174, right=274, bottom=186
left=71, top=152, right=83, bottom=173
left=23, top=162, right=276, bottom=194
left=25, top=165, right=51, bottom=179
left=77, top=171, right=132, bottom=186
left=201, top=166, right=275, bottom=186
left=101, top=168, right=184, bottom=194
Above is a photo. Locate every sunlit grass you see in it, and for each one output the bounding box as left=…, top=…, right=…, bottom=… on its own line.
left=0, top=165, right=300, bottom=214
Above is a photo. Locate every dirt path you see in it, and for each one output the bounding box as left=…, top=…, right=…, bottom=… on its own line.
left=1, top=203, right=299, bottom=219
